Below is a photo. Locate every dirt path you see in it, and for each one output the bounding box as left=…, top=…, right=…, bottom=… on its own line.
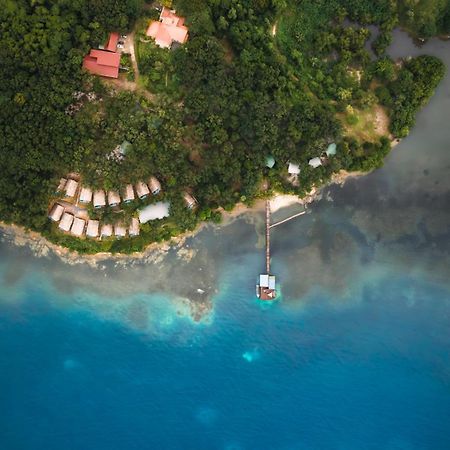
left=125, top=31, right=139, bottom=82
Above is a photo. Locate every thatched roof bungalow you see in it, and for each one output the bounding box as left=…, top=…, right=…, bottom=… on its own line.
left=114, top=223, right=126, bottom=239
left=48, top=204, right=64, bottom=222
left=100, top=224, right=113, bottom=238
left=108, top=190, right=121, bottom=207
left=148, top=177, right=161, bottom=195
left=183, top=193, right=197, bottom=209
left=59, top=213, right=74, bottom=232
left=71, top=217, right=86, bottom=237
left=129, top=218, right=140, bottom=236
left=86, top=220, right=100, bottom=238
left=135, top=181, right=150, bottom=199
left=64, top=179, right=78, bottom=198
left=123, top=184, right=135, bottom=203
left=79, top=187, right=93, bottom=204
left=93, top=190, right=106, bottom=209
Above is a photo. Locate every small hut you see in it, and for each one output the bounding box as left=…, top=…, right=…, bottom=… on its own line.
left=183, top=193, right=197, bottom=209
left=57, top=178, right=67, bottom=193
left=123, top=184, right=135, bottom=203
left=136, top=181, right=150, bottom=199
left=308, top=157, right=322, bottom=168
left=148, top=177, right=162, bottom=195
left=48, top=204, right=64, bottom=222
left=129, top=218, right=140, bottom=236
left=108, top=191, right=121, bottom=207
left=86, top=220, right=100, bottom=238
left=79, top=187, right=93, bottom=204
left=93, top=190, right=106, bottom=209
left=100, top=224, right=113, bottom=238
left=59, top=213, right=74, bottom=232
left=266, top=155, right=275, bottom=169
left=64, top=179, right=78, bottom=198
left=326, top=143, right=337, bottom=157
left=71, top=217, right=86, bottom=237
left=288, top=162, right=300, bottom=175
left=114, top=223, right=126, bottom=239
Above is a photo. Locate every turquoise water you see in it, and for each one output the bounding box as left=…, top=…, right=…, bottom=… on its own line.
left=1, top=32, right=450, bottom=449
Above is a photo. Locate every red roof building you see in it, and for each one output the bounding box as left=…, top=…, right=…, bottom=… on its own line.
left=105, top=32, right=119, bottom=52
left=146, top=7, right=188, bottom=49
left=83, top=32, right=121, bottom=78
left=83, top=49, right=120, bottom=78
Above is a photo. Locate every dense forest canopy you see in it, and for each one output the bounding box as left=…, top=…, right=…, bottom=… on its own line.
left=0, top=0, right=447, bottom=253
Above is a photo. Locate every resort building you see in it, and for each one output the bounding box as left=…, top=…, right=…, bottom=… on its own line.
left=59, top=213, right=74, bottom=232
left=123, top=184, right=135, bottom=203
left=309, top=157, right=322, bottom=168
left=148, top=177, right=162, bottom=195
left=146, top=7, right=189, bottom=49
left=79, top=187, right=93, bottom=204
left=114, top=223, right=126, bottom=239
left=83, top=37, right=120, bottom=79
left=86, top=220, right=100, bottom=239
left=108, top=191, right=121, bottom=207
left=139, top=202, right=170, bottom=223
left=71, top=217, right=86, bottom=237
left=183, top=193, right=197, bottom=209
left=64, top=179, right=78, bottom=198
left=136, top=181, right=150, bottom=199
left=48, top=204, right=64, bottom=222
left=100, top=224, right=113, bottom=238
left=288, top=162, right=300, bottom=175
left=129, top=218, right=140, bottom=237
left=93, top=190, right=106, bottom=209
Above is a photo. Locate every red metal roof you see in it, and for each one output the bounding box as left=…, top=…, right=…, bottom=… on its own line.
left=83, top=50, right=120, bottom=78
left=105, top=32, right=119, bottom=52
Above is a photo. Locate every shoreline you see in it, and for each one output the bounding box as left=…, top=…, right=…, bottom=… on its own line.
left=0, top=168, right=367, bottom=265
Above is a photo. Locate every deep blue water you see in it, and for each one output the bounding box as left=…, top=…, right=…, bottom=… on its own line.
left=0, top=268, right=449, bottom=450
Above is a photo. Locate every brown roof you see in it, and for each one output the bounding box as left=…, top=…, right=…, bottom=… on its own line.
left=100, top=224, right=113, bottom=237
left=108, top=190, right=121, bottom=206
left=64, top=179, right=78, bottom=198
left=49, top=204, right=64, bottom=222
left=123, top=184, right=135, bottom=202
left=129, top=217, right=140, bottom=236
left=114, top=223, right=126, bottom=238
left=183, top=192, right=197, bottom=208
left=59, top=213, right=74, bottom=232
left=71, top=217, right=86, bottom=237
left=148, top=177, right=161, bottom=194
left=93, top=190, right=106, bottom=208
left=135, top=181, right=150, bottom=198
left=79, top=187, right=93, bottom=203
left=86, top=220, right=100, bottom=238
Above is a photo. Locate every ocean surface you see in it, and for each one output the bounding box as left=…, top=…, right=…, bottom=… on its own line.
left=1, top=32, right=450, bottom=450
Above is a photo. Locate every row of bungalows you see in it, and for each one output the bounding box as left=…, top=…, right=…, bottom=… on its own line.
left=49, top=203, right=140, bottom=239
left=77, top=178, right=162, bottom=209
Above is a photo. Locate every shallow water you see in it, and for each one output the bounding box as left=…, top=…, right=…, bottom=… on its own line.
left=1, top=32, right=449, bottom=449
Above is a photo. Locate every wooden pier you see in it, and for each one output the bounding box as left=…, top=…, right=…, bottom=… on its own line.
left=256, top=200, right=308, bottom=301
left=265, top=200, right=271, bottom=273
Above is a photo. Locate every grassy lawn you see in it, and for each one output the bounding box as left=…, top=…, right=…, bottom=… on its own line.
left=338, top=104, right=390, bottom=143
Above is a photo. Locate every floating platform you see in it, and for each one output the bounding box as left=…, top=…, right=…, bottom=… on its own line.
left=256, top=273, right=276, bottom=301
